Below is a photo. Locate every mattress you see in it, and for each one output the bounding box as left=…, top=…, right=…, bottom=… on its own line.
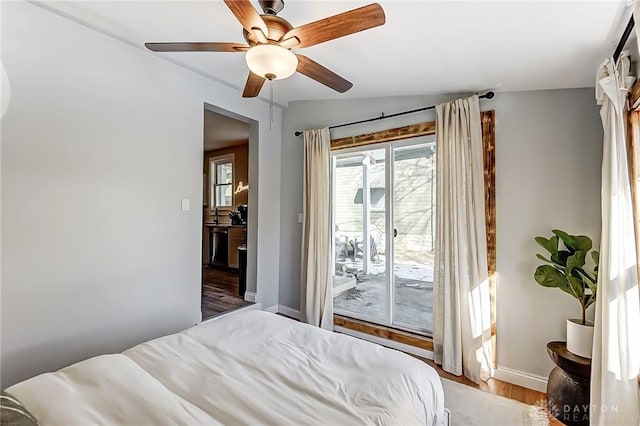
left=7, top=310, right=445, bottom=425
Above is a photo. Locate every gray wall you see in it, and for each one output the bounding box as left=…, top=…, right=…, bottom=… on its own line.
left=1, top=1, right=282, bottom=388
left=279, top=88, right=602, bottom=379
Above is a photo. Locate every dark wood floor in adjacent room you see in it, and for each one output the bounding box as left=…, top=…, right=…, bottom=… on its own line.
left=202, top=267, right=252, bottom=320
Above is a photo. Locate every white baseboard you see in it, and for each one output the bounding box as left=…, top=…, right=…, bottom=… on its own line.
left=493, top=366, right=548, bottom=393
left=246, top=303, right=262, bottom=311
left=277, top=305, right=301, bottom=320
left=244, top=291, right=256, bottom=303
left=198, top=303, right=261, bottom=325
left=334, top=325, right=435, bottom=359
left=263, top=304, right=278, bottom=313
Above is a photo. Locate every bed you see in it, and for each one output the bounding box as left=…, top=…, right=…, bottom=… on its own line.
left=5, top=310, right=445, bottom=425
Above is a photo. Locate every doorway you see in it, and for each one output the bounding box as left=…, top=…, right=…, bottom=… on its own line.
left=332, top=136, right=436, bottom=334
left=201, top=108, right=253, bottom=320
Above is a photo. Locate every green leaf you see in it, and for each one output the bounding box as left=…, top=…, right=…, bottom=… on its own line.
left=536, top=254, right=555, bottom=265
left=566, top=251, right=587, bottom=274
left=592, top=251, right=600, bottom=272
left=552, top=230, right=576, bottom=252
left=573, top=236, right=593, bottom=252
left=577, top=269, right=597, bottom=293
left=534, top=265, right=567, bottom=288
left=558, top=283, right=579, bottom=299
left=567, top=276, right=585, bottom=299
left=552, top=229, right=592, bottom=252
left=551, top=250, right=571, bottom=267
left=535, top=236, right=559, bottom=255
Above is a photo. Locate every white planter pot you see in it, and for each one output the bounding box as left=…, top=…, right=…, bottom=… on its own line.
left=566, top=319, right=594, bottom=359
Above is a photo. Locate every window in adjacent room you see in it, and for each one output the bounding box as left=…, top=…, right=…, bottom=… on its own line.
left=210, top=154, right=234, bottom=210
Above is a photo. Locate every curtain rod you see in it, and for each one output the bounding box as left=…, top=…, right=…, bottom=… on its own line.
left=293, top=91, right=495, bottom=137
left=614, top=15, right=635, bottom=63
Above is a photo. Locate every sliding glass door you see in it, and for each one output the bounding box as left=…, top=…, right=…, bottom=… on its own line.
left=392, top=143, right=435, bottom=332
left=332, top=148, right=387, bottom=324
left=332, top=136, right=435, bottom=334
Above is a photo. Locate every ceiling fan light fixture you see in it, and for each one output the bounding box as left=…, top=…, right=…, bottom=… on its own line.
left=245, top=44, right=298, bottom=80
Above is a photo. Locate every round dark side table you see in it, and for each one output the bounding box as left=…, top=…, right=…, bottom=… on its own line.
left=546, top=341, right=591, bottom=426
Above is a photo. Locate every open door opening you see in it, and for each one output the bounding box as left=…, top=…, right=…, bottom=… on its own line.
left=201, top=107, right=254, bottom=320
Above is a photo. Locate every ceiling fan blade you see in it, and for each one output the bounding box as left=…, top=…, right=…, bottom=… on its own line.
left=282, top=3, right=385, bottom=49
left=242, top=72, right=266, bottom=98
left=145, top=42, right=249, bottom=52
left=224, top=0, right=269, bottom=41
left=295, top=54, right=353, bottom=93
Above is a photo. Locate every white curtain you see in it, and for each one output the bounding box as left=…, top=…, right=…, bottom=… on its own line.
left=300, top=128, right=333, bottom=330
left=433, top=95, right=493, bottom=384
left=591, top=51, right=640, bottom=426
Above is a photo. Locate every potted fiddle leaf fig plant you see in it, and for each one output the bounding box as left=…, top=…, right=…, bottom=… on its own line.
left=534, top=230, right=599, bottom=358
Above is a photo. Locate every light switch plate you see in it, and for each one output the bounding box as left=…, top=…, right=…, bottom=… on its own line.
left=181, top=199, right=190, bottom=211
left=298, top=213, right=303, bottom=223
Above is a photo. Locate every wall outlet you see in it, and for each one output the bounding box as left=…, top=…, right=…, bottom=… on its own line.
left=298, top=213, right=303, bottom=223
left=181, top=199, right=190, bottom=211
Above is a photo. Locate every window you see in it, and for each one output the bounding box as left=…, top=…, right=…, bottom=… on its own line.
left=210, top=154, right=234, bottom=210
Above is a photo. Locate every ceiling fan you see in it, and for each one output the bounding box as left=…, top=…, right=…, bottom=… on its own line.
left=145, top=0, right=385, bottom=98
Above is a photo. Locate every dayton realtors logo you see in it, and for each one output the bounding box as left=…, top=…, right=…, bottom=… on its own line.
left=532, top=399, right=621, bottom=424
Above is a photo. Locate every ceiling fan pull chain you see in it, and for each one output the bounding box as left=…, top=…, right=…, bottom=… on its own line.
left=269, top=78, right=274, bottom=131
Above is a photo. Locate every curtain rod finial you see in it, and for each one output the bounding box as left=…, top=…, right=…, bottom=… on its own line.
left=295, top=131, right=303, bottom=136
left=484, top=91, right=495, bottom=99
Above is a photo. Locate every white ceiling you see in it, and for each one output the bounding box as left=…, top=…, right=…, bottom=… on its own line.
left=204, top=110, right=250, bottom=151
left=45, top=0, right=630, bottom=106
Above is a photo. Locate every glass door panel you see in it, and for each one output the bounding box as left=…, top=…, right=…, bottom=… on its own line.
left=392, top=143, right=435, bottom=333
left=333, top=149, right=387, bottom=324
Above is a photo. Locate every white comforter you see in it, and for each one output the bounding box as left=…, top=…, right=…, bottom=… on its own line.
left=7, top=310, right=444, bottom=425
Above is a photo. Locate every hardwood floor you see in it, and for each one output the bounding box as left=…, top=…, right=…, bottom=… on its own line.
left=201, top=266, right=252, bottom=320
left=418, top=357, right=545, bottom=405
